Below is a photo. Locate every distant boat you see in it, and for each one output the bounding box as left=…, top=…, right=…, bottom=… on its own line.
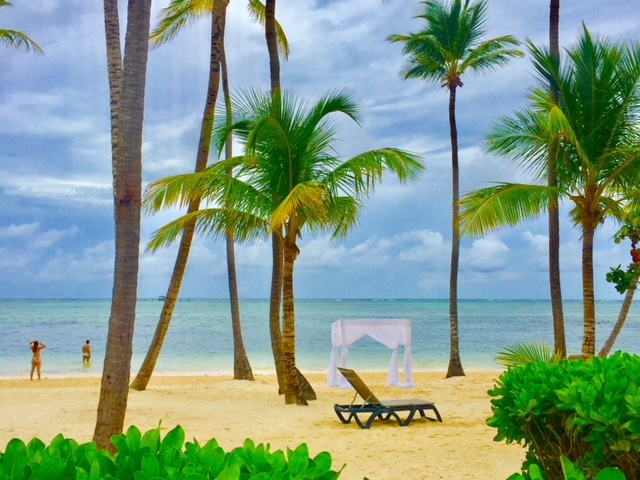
left=157, top=296, right=166, bottom=301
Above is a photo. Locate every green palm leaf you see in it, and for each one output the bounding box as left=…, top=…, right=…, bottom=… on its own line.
left=496, top=342, right=553, bottom=369
left=460, top=183, right=555, bottom=238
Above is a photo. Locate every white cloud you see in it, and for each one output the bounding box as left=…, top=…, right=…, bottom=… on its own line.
left=462, top=236, right=510, bottom=272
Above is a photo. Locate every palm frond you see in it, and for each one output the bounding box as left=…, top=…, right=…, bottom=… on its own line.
left=460, top=183, right=555, bottom=237
left=270, top=182, right=328, bottom=231
left=146, top=207, right=269, bottom=251
left=327, top=149, right=424, bottom=199
left=150, top=0, right=209, bottom=47
left=0, top=29, right=43, bottom=54
left=496, top=342, right=553, bottom=369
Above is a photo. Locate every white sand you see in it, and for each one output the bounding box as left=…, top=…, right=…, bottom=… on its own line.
left=0, top=371, right=525, bottom=479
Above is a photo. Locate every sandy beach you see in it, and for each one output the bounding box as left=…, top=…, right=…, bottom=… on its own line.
left=0, top=371, right=525, bottom=479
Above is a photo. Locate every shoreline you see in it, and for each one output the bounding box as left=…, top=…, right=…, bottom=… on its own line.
left=0, top=365, right=504, bottom=381
left=0, top=370, right=524, bottom=479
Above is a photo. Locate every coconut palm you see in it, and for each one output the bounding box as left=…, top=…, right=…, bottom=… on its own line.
left=460, top=27, right=640, bottom=357
left=143, top=88, right=424, bottom=404
left=0, top=0, right=43, bottom=54
left=387, top=0, right=522, bottom=378
left=94, top=0, right=152, bottom=451
left=130, top=0, right=289, bottom=390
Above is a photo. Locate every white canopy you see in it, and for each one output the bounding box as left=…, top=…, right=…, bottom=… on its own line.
left=328, top=319, right=414, bottom=388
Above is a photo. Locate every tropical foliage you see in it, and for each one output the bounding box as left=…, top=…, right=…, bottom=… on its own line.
left=489, top=352, right=640, bottom=479
left=606, top=208, right=640, bottom=294
left=143, top=88, right=424, bottom=404
left=0, top=425, right=344, bottom=480
left=387, top=0, right=523, bottom=378
left=460, top=27, right=640, bottom=357
left=509, top=456, right=625, bottom=480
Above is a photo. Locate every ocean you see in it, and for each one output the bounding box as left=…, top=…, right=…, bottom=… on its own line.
left=1, top=298, right=639, bottom=379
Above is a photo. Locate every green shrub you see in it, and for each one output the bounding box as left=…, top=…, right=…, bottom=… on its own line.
left=488, top=352, right=640, bottom=479
left=508, top=456, right=625, bottom=480
left=0, top=425, right=344, bottom=479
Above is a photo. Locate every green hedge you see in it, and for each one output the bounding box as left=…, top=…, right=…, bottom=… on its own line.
left=0, top=424, right=344, bottom=479
left=488, top=352, right=640, bottom=479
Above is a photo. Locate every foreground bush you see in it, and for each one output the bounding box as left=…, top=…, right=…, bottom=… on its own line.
left=488, top=352, right=640, bottom=479
left=509, top=456, right=625, bottom=480
left=0, top=424, right=343, bottom=479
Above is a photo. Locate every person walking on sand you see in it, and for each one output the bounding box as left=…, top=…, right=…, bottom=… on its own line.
left=29, top=340, right=46, bottom=380
left=82, top=340, right=91, bottom=364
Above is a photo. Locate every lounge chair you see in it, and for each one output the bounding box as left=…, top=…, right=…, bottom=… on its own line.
left=334, top=367, right=443, bottom=429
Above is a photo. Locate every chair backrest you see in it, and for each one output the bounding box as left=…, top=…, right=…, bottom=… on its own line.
left=337, top=367, right=381, bottom=404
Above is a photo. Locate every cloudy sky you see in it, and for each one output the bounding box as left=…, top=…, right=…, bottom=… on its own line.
left=1, top=0, right=638, bottom=300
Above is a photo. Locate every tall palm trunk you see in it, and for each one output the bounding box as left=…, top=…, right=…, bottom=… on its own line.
left=264, top=0, right=285, bottom=393
left=282, top=237, right=306, bottom=405
left=269, top=233, right=286, bottom=389
left=263, top=1, right=315, bottom=401
left=95, top=0, right=151, bottom=451
left=581, top=222, right=597, bottom=356
left=598, top=277, right=637, bottom=357
left=548, top=0, right=566, bottom=358
left=265, top=0, right=280, bottom=94
left=446, top=84, right=465, bottom=378
left=130, top=0, right=228, bottom=391
left=222, top=44, right=253, bottom=380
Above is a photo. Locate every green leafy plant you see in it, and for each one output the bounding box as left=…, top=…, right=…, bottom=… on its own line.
left=606, top=208, right=640, bottom=294
left=508, top=456, right=626, bottom=480
left=489, top=352, right=640, bottom=479
left=0, top=425, right=345, bottom=480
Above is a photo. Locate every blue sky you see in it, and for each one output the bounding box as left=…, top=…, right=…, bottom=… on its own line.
left=0, top=0, right=637, bottom=300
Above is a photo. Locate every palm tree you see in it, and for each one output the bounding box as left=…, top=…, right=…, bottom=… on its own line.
left=460, top=27, right=640, bottom=357
left=94, top=0, right=152, bottom=451
left=130, top=0, right=231, bottom=391
left=547, top=0, right=566, bottom=358
left=143, top=89, right=424, bottom=404
left=130, top=0, right=289, bottom=390
left=387, top=0, right=522, bottom=378
left=0, top=0, right=43, bottom=54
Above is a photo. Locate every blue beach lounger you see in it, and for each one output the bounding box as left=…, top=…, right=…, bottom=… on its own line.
left=334, top=367, right=443, bottom=429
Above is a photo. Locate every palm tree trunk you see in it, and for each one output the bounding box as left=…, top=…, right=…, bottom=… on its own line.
left=548, top=0, right=566, bottom=358
left=222, top=45, right=253, bottom=381
left=264, top=0, right=287, bottom=393
left=598, top=277, right=638, bottom=357
left=94, top=0, right=150, bottom=451
left=227, top=233, right=254, bottom=379
left=446, top=85, right=465, bottom=378
left=269, top=232, right=285, bottom=391
left=581, top=223, right=597, bottom=357
left=265, top=0, right=280, bottom=93
left=130, top=0, right=228, bottom=391
left=263, top=0, right=314, bottom=400
left=282, top=239, right=306, bottom=405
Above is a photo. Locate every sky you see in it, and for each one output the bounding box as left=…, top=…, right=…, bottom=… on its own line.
left=0, top=0, right=638, bottom=300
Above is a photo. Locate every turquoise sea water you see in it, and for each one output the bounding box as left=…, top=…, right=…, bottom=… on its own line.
left=1, top=298, right=639, bottom=379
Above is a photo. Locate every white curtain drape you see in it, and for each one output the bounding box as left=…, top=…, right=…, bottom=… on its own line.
left=327, top=319, right=414, bottom=388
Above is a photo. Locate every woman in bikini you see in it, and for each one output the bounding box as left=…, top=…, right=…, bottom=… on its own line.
left=29, top=340, right=47, bottom=380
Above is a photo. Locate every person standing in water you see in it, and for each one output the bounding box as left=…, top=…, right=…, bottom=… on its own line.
left=82, top=340, right=91, bottom=364
left=29, top=340, right=46, bottom=380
